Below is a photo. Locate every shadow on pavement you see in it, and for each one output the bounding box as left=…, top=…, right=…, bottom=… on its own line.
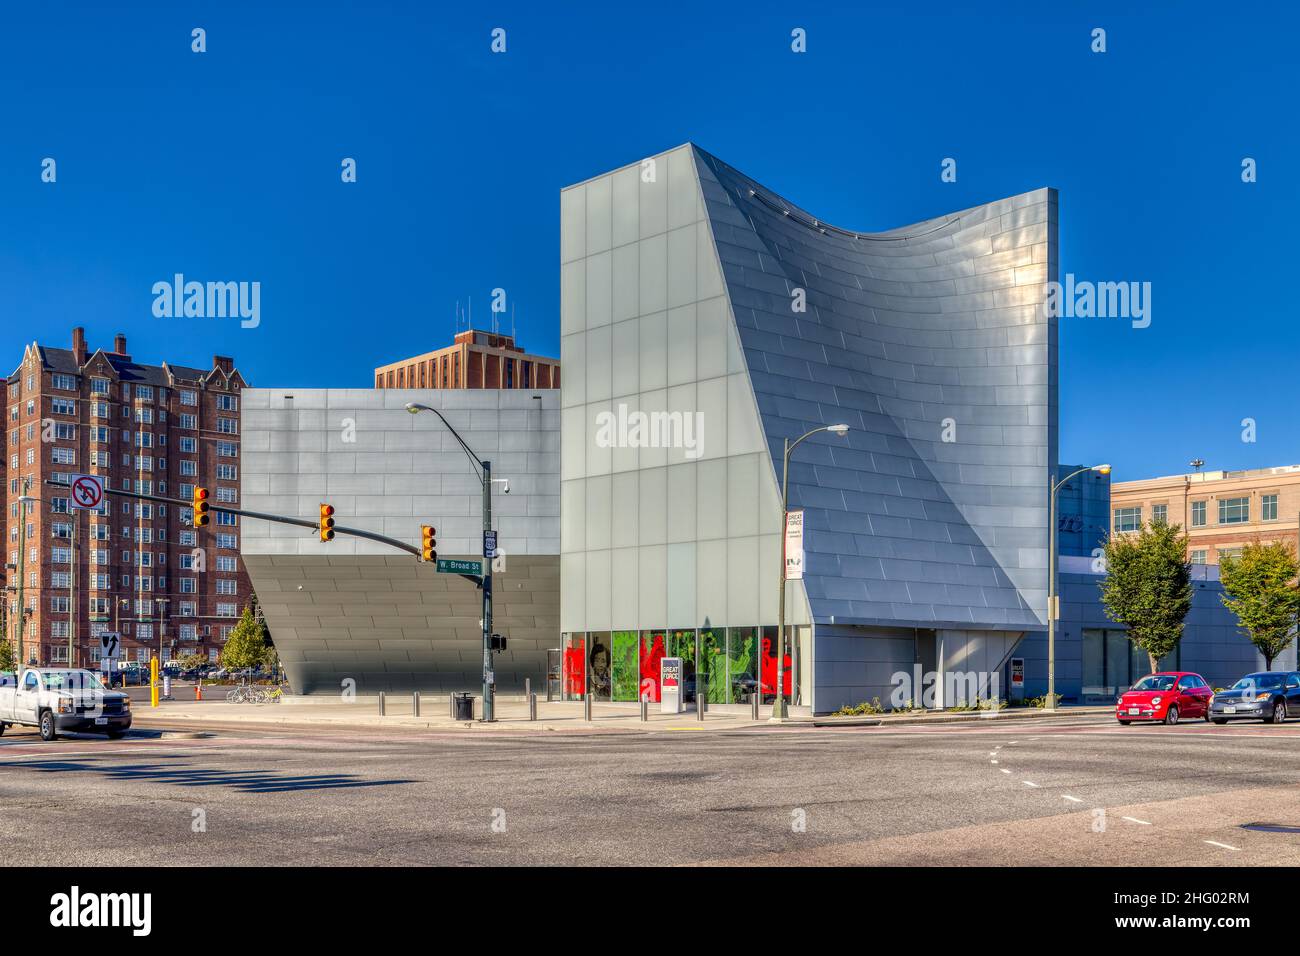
left=12, top=757, right=414, bottom=794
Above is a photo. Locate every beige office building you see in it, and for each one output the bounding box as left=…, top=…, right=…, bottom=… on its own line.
left=1111, top=465, right=1300, bottom=564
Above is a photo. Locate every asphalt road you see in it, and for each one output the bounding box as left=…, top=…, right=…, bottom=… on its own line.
left=2, top=714, right=1300, bottom=865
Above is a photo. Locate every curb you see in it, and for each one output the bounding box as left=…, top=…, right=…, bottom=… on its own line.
left=811, top=709, right=1108, bottom=728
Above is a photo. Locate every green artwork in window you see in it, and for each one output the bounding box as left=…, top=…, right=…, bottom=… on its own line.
left=611, top=630, right=639, bottom=702
left=700, top=628, right=726, bottom=703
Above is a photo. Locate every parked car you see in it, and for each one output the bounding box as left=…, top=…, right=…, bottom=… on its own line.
left=1116, top=671, right=1213, bottom=725
left=1209, top=671, right=1300, bottom=724
left=0, top=667, right=132, bottom=741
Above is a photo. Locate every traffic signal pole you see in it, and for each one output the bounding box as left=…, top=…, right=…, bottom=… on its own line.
left=481, top=460, right=494, bottom=722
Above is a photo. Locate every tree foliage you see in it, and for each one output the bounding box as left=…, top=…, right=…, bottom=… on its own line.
left=1219, top=540, right=1300, bottom=670
left=0, top=638, right=14, bottom=672
left=1099, top=521, right=1192, bottom=673
left=218, top=605, right=271, bottom=670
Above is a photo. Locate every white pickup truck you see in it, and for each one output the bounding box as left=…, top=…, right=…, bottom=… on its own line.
left=0, top=667, right=132, bottom=741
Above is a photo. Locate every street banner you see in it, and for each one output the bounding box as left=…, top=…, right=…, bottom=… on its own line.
left=784, top=509, right=804, bottom=580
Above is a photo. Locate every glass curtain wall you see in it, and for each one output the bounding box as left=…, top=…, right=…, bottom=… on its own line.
left=588, top=632, right=612, bottom=702
left=611, top=630, right=639, bottom=702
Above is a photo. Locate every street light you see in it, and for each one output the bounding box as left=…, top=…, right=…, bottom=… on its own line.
left=771, top=423, right=851, bottom=721
left=16, top=486, right=37, bottom=668
left=406, top=402, right=507, bottom=721
left=1046, top=463, right=1111, bottom=711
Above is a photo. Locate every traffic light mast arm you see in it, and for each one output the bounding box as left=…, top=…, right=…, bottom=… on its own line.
left=40, top=480, right=425, bottom=560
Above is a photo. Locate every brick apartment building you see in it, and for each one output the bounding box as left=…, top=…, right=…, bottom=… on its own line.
left=374, top=330, right=559, bottom=390
left=1110, top=464, right=1300, bottom=564
left=3, top=327, right=252, bottom=668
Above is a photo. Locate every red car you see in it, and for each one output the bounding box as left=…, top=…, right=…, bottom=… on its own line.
left=1116, top=671, right=1213, bottom=725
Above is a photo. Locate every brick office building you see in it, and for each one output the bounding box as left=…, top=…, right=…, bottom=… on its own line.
left=1111, top=464, right=1300, bottom=564
left=3, top=328, right=252, bottom=668
left=374, top=330, right=559, bottom=390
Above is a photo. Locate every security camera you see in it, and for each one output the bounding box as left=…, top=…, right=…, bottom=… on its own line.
left=502, top=480, right=510, bottom=494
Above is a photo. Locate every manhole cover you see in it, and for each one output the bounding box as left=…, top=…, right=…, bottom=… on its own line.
left=1240, top=822, right=1300, bottom=833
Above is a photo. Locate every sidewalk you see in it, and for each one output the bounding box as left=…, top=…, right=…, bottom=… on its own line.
left=128, top=690, right=1113, bottom=735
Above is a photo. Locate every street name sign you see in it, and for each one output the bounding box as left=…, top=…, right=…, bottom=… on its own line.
left=436, top=558, right=483, bottom=575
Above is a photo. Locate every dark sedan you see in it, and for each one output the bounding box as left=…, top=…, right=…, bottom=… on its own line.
left=1210, top=671, right=1300, bottom=724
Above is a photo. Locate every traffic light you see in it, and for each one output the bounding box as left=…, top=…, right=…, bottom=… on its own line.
left=192, top=487, right=209, bottom=528
left=319, top=503, right=335, bottom=542
left=491, top=634, right=508, bottom=652
left=421, top=525, right=436, bottom=562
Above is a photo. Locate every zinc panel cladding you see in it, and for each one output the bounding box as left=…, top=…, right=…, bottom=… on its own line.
left=690, top=145, right=1057, bottom=631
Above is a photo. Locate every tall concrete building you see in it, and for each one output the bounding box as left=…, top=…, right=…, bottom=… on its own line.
left=559, top=144, right=1058, bottom=713
left=375, top=331, right=559, bottom=391
left=3, top=328, right=252, bottom=667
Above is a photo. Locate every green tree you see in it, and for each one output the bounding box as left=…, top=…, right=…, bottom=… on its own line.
left=178, top=652, right=208, bottom=671
left=1099, top=521, right=1193, bottom=673
left=1219, top=541, right=1300, bottom=670
left=0, top=638, right=14, bottom=671
left=218, top=606, right=269, bottom=670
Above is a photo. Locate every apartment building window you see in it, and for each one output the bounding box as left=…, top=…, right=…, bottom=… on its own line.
left=181, top=390, right=198, bottom=406
left=1219, top=497, right=1249, bottom=525
left=216, top=511, right=236, bottom=526
left=51, top=571, right=71, bottom=588
left=180, top=602, right=196, bottom=617
left=1262, top=494, right=1279, bottom=521
left=52, top=397, right=76, bottom=415
left=1219, top=547, right=1244, bottom=562
left=217, top=579, right=237, bottom=595
left=217, top=417, right=237, bottom=434
left=50, top=497, right=69, bottom=514
left=137, top=623, right=153, bottom=640
left=1191, top=501, right=1207, bottom=527
left=91, top=450, right=109, bottom=467
left=179, top=437, right=196, bottom=453
left=217, top=441, right=237, bottom=457
left=54, top=423, right=75, bottom=440
left=137, top=577, right=152, bottom=592
left=92, top=573, right=109, bottom=590
left=51, top=447, right=75, bottom=465
left=52, top=522, right=71, bottom=538
left=180, top=578, right=196, bottom=594
left=50, top=623, right=69, bottom=642
left=135, top=431, right=153, bottom=448
left=134, top=407, right=153, bottom=424
left=180, top=625, right=197, bottom=641
left=180, top=460, right=197, bottom=477
left=180, top=413, right=197, bottom=429
left=216, top=487, right=237, bottom=503
left=91, top=426, right=109, bottom=443
left=51, top=373, right=77, bottom=391
left=91, top=377, right=109, bottom=394
left=216, top=603, right=237, bottom=617
left=50, top=596, right=70, bottom=613
left=217, top=394, right=238, bottom=411
left=217, top=533, right=237, bottom=549
left=180, top=530, right=196, bottom=547
left=90, top=598, right=109, bottom=615
left=1113, top=507, right=1142, bottom=532
left=51, top=547, right=72, bottom=564
left=217, top=464, right=237, bottom=480
left=136, top=385, right=154, bottom=402
left=216, top=556, right=237, bottom=572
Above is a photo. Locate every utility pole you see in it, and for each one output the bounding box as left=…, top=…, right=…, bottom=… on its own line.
left=481, top=459, right=495, bottom=722
left=16, top=478, right=34, bottom=668
left=67, top=507, right=78, bottom=667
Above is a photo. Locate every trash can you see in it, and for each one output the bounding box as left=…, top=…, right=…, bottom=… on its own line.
left=454, top=693, right=474, bottom=720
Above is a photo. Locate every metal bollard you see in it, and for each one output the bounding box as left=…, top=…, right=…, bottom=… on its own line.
left=696, top=690, right=705, bottom=722
left=583, top=694, right=592, bottom=722
left=449, top=693, right=455, bottom=718
left=413, top=691, right=420, bottom=717
left=528, top=692, right=537, bottom=721
left=378, top=691, right=386, bottom=716
left=640, top=698, right=648, bottom=722
left=525, top=677, right=531, bottom=700
left=751, top=693, right=760, bottom=720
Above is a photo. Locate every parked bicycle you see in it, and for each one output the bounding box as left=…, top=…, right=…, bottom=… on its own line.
left=225, top=682, right=282, bottom=704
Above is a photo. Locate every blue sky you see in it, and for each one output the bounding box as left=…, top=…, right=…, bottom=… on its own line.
left=1, top=1, right=1295, bottom=482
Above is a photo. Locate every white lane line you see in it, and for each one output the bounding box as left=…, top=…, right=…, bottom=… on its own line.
left=1122, top=816, right=1152, bottom=825
left=1000, top=769, right=1012, bottom=774
left=1062, top=795, right=1084, bottom=803
left=1022, top=780, right=1040, bottom=788
left=1204, top=840, right=1239, bottom=851
left=990, top=759, right=998, bottom=764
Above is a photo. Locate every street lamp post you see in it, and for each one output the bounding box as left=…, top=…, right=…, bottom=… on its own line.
left=16, top=482, right=36, bottom=668
left=771, top=423, right=850, bottom=722
left=1046, top=463, right=1111, bottom=711
left=406, top=402, right=507, bottom=721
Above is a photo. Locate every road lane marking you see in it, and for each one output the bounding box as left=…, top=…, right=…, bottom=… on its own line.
left=1122, top=816, right=1152, bottom=825
left=1062, top=795, right=1083, bottom=803
left=990, top=760, right=998, bottom=764
left=1022, top=781, right=1039, bottom=787
left=1000, top=769, right=1011, bottom=774
left=1204, top=840, right=1239, bottom=851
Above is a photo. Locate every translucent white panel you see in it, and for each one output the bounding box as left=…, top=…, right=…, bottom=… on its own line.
left=666, top=224, right=697, bottom=309
left=560, top=185, right=585, bottom=264
left=696, top=220, right=724, bottom=300
left=560, top=478, right=585, bottom=553
left=666, top=541, right=697, bottom=628
left=666, top=462, right=696, bottom=544
left=758, top=463, right=783, bottom=535
left=585, top=324, right=612, bottom=403
left=758, top=534, right=781, bottom=623
left=561, top=331, right=586, bottom=408
left=585, top=401, right=612, bottom=476
left=638, top=311, right=667, bottom=392
left=638, top=232, right=667, bottom=316
left=696, top=538, right=727, bottom=625
left=667, top=147, right=700, bottom=230
left=585, top=175, right=612, bottom=256
left=585, top=549, right=611, bottom=631
left=611, top=166, right=639, bottom=248
left=611, top=243, right=638, bottom=323
left=585, top=474, right=611, bottom=551
left=611, top=471, right=639, bottom=548
left=696, top=375, right=726, bottom=463
left=727, top=453, right=759, bottom=538
left=666, top=304, right=696, bottom=387
left=638, top=466, right=667, bottom=546
left=695, top=458, right=727, bottom=540
left=560, top=259, right=586, bottom=336
left=727, top=373, right=766, bottom=456
left=561, top=405, right=586, bottom=480
left=610, top=319, right=639, bottom=402
left=637, top=388, right=668, bottom=470
left=637, top=544, right=668, bottom=629
left=560, top=551, right=586, bottom=632
left=585, top=249, right=612, bottom=329
left=639, top=155, right=668, bottom=238
left=664, top=382, right=697, bottom=468
left=610, top=394, right=639, bottom=473
left=610, top=547, right=639, bottom=629
left=727, top=536, right=761, bottom=626
left=696, top=296, right=728, bottom=381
